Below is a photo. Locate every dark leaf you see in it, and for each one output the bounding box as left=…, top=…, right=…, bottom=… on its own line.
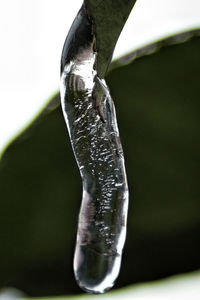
left=85, top=0, right=137, bottom=77
left=0, top=31, right=200, bottom=296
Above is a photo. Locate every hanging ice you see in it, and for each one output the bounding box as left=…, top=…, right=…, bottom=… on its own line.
left=60, top=3, right=129, bottom=294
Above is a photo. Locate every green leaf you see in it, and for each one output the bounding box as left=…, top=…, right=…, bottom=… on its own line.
left=0, top=30, right=200, bottom=297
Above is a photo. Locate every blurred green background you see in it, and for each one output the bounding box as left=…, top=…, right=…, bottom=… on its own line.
left=0, top=32, right=200, bottom=297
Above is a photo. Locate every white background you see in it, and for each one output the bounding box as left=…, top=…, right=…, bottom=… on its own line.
left=0, top=0, right=200, bottom=152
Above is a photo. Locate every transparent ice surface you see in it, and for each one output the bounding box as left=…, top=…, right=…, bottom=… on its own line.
left=60, top=8, right=129, bottom=293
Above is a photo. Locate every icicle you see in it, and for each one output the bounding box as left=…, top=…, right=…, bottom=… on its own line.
left=60, top=4, right=129, bottom=294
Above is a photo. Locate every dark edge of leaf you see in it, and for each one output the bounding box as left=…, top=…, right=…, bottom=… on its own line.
left=0, top=91, right=60, bottom=160
left=109, top=28, right=200, bottom=71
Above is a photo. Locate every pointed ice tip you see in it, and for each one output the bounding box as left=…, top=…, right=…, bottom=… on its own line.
left=74, top=244, right=121, bottom=294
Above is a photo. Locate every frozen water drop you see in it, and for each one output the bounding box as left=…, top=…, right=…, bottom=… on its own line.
left=74, top=245, right=122, bottom=294
left=60, top=4, right=129, bottom=294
